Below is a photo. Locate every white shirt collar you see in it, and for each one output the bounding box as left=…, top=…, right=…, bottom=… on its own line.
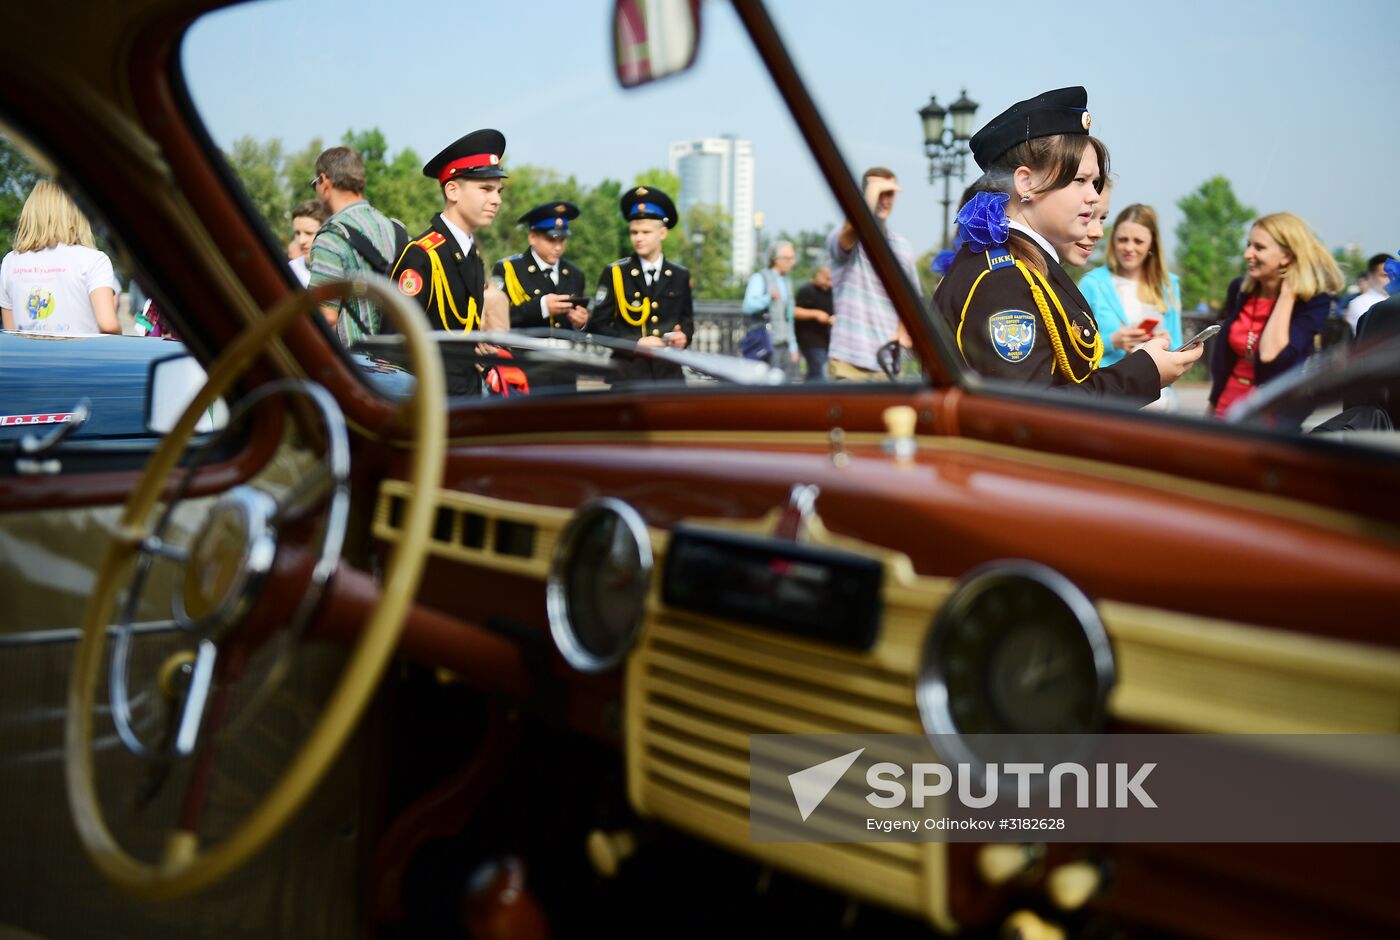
left=530, top=248, right=553, bottom=272
left=441, top=214, right=474, bottom=255
left=1007, top=220, right=1059, bottom=263
left=640, top=254, right=663, bottom=274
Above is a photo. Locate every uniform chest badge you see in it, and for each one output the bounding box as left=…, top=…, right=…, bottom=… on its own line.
left=398, top=268, right=423, bottom=297
left=988, top=310, right=1036, bottom=362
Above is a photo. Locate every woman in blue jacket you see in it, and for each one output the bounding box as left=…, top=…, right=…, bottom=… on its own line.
left=1079, top=204, right=1183, bottom=411
left=1078, top=204, right=1183, bottom=366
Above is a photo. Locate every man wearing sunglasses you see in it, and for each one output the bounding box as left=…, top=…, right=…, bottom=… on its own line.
left=307, top=146, right=407, bottom=345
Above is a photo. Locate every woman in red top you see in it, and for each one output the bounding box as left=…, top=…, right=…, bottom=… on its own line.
left=1208, top=212, right=1343, bottom=423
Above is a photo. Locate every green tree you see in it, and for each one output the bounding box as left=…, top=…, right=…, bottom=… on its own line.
left=1332, top=244, right=1366, bottom=288
left=342, top=128, right=388, bottom=185
left=633, top=167, right=681, bottom=198
left=1175, top=176, right=1253, bottom=312
left=372, top=147, right=438, bottom=234
left=225, top=136, right=288, bottom=235
left=681, top=203, right=740, bottom=300
left=574, top=177, right=630, bottom=289
left=0, top=134, right=42, bottom=256
left=283, top=137, right=324, bottom=217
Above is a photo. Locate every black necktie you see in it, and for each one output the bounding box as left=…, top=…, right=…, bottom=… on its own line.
left=544, top=265, right=557, bottom=285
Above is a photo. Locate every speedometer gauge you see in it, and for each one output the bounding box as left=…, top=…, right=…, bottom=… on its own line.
left=547, top=498, right=653, bottom=672
left=917, top=561, right=1115, bottom=769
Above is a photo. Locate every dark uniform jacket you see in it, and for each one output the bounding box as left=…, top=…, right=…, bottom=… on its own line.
left=490, top=250, right=586, bottom=331
left=933, top=232, right=1158, bottom=401
left=390, top=213, right=485, bottom=396
left=588, top=254, right=694, bottom=384
left=489, top=249, right=588, bottom=389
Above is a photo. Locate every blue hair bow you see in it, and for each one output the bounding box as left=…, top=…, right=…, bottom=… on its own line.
left=954, top=192, right=1010, bottom=254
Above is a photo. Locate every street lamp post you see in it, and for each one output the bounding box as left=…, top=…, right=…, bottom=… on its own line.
left=919, top=89, right=978, bottom=249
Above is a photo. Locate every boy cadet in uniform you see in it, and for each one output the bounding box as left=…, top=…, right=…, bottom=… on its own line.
left=390, top=128, right=508, bottom=396
left=491, top=202, right=588, bottom=331
left=492, top=201, right=588, bottom=390
left=588, top=186, right=693, bottom=385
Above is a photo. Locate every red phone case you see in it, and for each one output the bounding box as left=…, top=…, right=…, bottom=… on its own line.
left=1137, top=317, right=1160, bottom=334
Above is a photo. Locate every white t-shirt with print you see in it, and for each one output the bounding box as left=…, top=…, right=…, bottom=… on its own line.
left=0, top=244, right=117, bottom=334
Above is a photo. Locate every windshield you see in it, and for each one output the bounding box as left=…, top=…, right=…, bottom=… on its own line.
left=181, top=0, right=1399, bottom=446
left=182, top=0, right=866, bottom=395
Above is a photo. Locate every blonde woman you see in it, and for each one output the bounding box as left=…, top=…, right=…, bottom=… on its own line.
left=1209, top=212, right=1344, bottom=422
left=1078, top=204, right=1182, bottom=366
left=1078, top=203, right=1182, bottom=411
left=1, top=180, right=119, bottom=334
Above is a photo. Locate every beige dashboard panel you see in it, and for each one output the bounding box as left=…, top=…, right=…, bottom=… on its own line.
left=372, top=483, right=1400, bottom=928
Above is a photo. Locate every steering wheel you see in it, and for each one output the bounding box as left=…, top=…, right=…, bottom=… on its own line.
left=64, top=277, right=445, bottom=899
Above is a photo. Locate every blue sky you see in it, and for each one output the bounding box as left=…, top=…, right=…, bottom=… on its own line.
left=184, top=0, right=1396, bottom=271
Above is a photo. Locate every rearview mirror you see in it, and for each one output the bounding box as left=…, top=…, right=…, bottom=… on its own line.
left=146, top=354, right=229, bottom=435
left=614, top=0, right=701, bottom=88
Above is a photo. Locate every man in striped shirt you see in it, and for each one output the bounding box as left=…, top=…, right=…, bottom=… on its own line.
left=308, top=146, right=404, bottom=345
left=825, top=167, right=920, bottom=380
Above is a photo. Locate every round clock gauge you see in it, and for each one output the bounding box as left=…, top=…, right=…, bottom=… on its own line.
left=917, top=562, right=1115, bottom=768
left=547, top=498, right=653, bottom=673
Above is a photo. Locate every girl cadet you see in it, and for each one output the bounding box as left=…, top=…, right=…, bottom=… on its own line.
left=932, top=87, right=1199, bottom=401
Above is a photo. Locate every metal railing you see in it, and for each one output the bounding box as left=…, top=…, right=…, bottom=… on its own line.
left=691, top=301, right=749, bottom=357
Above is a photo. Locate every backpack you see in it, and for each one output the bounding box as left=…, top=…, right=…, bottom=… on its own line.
left=337, top=219, right=408, bottom=277
left=327, top=218, right=409, bottom=338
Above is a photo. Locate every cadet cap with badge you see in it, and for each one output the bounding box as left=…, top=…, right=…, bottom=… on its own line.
left=620, top=186, right=678, bottom=229
left=423, top=128, right=509, bottom=185
left=968, top=86, right=1092, bottom=170
left=518, top=201, right=580, bottom=239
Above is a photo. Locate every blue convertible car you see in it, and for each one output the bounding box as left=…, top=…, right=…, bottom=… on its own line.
left=0, top=330, right=413, bottom=444
left=0, top=332, right=179, bottom=443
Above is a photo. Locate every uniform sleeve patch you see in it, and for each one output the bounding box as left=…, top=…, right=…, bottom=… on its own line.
left=594, top=285, right=608, bottom=303
left=398, top=268, right=424, bottom=296
left=988, top=310, right=1036, bottom=362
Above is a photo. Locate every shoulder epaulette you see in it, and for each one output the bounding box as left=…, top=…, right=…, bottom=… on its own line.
left=985, top=246, right=1015, bottom=271
left=416, top=231, right=447, bottom=252
left=609, top=257, right=630, bottom=268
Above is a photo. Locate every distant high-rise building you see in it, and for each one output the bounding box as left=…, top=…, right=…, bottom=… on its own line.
left=668, top=134, right=755, bottom=280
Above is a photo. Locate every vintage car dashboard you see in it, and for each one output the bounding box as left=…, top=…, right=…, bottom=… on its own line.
left=371, top=430, right=1400, bottom=934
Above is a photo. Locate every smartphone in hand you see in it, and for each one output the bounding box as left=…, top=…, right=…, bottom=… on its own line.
left=1136, top=316, right=1161, bottom=334
left=1175, top=323, right=1221, bottom=352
